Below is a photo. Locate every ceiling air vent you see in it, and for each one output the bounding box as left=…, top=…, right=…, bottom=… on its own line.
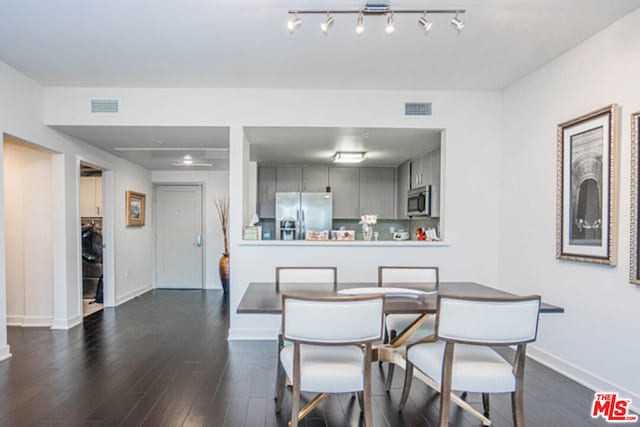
left=91, top=99, right=119, bottom=113
left=405, top=102, right=432, bottom=116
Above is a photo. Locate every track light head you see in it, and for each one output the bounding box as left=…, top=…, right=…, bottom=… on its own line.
left=418, top=14, right=432, bottom=33
left=451, top=13, right=464, bottom=33
left=356, top=13, right=364, bottom=35
left=287, top=14, right=302, bottom=33
left=385, top=13, right=394, bottom=34
left=321, top=15, right=334, bottom=33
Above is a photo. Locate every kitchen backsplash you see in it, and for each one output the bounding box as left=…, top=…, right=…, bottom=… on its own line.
left=259, top=217, right=440, bottom=241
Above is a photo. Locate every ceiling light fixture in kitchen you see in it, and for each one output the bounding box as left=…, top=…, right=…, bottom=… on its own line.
left=333, top=151, right=366, bottom=163
left=287, top=4, right=465, bottom=35
left=182, top=154, right=193, bottom=165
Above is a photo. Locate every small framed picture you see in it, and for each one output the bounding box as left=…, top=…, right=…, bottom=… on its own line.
left=630, top=111, right=640, bottom=284
left=556, top=104, right=618, bottom=265
left=126, top=191, right=146, bottom=227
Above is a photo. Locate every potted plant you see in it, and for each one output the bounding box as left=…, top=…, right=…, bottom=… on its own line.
left=215, top=197, right=229, bottom=293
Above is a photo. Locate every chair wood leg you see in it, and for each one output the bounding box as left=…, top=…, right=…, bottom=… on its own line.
left=482, top=393, right=490, bottom=418
left=438, top=342, right=455, bottom=427
left=385, top=330, right=397, bottom=392
left=363, top=344, right=373, bottom=427
left=398, top=361, right=414, bottom=411
left=290, top=344, right=301, bottom=427
left=512, top=343, right=527, bottom=427
left=275, top=363, right=286, bottom=413
left=357, top=391, right=364, bottom=413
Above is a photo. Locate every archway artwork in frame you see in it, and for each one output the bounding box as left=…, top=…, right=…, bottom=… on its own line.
left=556, top=104, right=618, bottom=265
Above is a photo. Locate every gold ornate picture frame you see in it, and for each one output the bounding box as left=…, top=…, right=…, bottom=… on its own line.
left=630, top=111, right=640, bottom=284
left=126, top=190, right=146, bottom=227
left=556, top=104, right=618, bottom=265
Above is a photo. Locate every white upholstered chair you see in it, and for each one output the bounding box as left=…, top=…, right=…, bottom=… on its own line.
left=275, top=294, right=385, bottom=427
left=274, top=267, right=338, bottom=409
left=276, top=266, right=337, bottom=292
left=398, top=295, right=541, bottom=427
left=378, top=266, right=439, bottom=391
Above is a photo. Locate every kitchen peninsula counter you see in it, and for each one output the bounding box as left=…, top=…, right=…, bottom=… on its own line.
left=238, top=240, right=449, bottom=247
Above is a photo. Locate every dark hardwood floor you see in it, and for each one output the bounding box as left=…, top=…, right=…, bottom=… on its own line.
left=0, top=290, right=617, bottom=426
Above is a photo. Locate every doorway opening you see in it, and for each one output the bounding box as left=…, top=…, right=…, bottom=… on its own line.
left=79, top=163, right=104, bottom=317
left=3, top=135, right=54, bottom=327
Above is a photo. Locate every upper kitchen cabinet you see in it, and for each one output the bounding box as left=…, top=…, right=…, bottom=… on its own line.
left=276, top=167, right=302, bottom=192
left=430, top=147, right=441, bottom=217
left=396, top=161, right=410, bottom=219
left=80, top=176, right=103, bottom=217
left=329, top=167, right=360, bottom=218
left=257, top=166, right=276, bottom=218
left=302, top=166, right=329, bottom=192
left=359, top=167, right=395, bottom=219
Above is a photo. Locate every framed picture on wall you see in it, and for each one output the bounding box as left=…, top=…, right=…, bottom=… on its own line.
left=630, top=111, right=640, bottom=284
left=556, top=104, right=618, bottom=265
left=126, top=190, right=146, bottom=226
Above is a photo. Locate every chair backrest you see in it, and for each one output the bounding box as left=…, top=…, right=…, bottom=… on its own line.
left=276, top=266, right=337, bottom=292
left=435, top=295, right=541, bottom=345
left=282, top=294, right=384, bottom=345
left=378, top=266, right=439, bottom=292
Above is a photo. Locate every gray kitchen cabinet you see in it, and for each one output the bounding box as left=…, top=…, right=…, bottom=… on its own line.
left=302, top=166, right=329, bottom=192
left=410, top=157, right=423, bottom=189
left=396, top=161, right=410, bottom=219
left=430, top=147, right=441, bottom=217
left=276, top=167, right=302, bottom=192
left=329, top=167, right=360, bottom=218
left=359, top=167, right=395, bottom=219
left=257, top=166, right=276, bottom=218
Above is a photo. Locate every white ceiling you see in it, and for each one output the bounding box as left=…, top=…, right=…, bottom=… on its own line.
left=1, top=0, right=638, bottom=90
left=54, top=126, right=230, bottom=170
left=247, top=127, right=441, bottom=166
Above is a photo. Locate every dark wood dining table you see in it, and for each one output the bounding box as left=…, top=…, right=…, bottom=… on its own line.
left=237, top=281, right=563, bottom=426
left=237, top=281, right=564, bottom=315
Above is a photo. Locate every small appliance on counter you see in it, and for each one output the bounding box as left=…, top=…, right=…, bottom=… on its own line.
left=392, top=230, right=410, bottom=241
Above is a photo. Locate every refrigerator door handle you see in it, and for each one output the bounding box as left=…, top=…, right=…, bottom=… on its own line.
left=296, top=209, right=300, bottom=240
left=301, top=209, right=306, bottom=239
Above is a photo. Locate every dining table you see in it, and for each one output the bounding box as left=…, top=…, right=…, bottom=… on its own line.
left=237, top=281, right=564, bottom=426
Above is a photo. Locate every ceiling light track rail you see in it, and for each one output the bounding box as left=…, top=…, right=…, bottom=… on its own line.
left=288, top=9, right=465, bottom=15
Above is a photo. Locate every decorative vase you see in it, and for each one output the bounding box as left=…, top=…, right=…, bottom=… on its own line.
left=219, top=252, right=230, bottom=293
left=362, top=224, right=374, bottom=241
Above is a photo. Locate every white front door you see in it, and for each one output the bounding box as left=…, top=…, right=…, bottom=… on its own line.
left=155, top=185, right=203, bottom=289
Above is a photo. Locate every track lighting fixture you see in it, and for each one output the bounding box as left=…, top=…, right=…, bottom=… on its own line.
left=287, top=7, right=465, bottom=36
left=418, top=13, right=432, bottom=33
left=356, top=13, right=365, bottom=34
left=450, top=13, right=464, bottom=32
left=320, top=14, right=334, bottom=33
left=287, top=13, right=301, bottom=33
left=385, top=13, right=394, bottom=34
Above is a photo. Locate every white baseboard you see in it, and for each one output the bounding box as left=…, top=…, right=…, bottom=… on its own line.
left=227, top=327, right=278, bottom=341
left=116, top=285, right=152, bottom=306
left=7, top=315, right=53, bottom=327
left=0, top=345, right=11, bottom=362
left=528, top=345, right=640, bottom=413
left=50, top=315, right=83, bottom=330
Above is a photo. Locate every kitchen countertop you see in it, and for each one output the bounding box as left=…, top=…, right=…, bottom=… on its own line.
left=238, top=240, right=449, bottom=247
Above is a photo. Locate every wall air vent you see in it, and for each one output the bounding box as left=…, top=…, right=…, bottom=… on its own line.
left=405, top=102, right=432, bottom=116
left=91, top=99, right=119, bottom=113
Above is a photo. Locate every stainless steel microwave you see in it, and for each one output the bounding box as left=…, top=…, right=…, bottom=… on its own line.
left=407, top=186, right=431, bottom=217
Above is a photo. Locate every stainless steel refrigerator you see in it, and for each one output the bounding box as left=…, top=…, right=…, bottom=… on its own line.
left=275, top=192, right=333, bottom=240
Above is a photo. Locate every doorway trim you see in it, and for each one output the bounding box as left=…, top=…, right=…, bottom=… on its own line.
left=152, top=182, right=206, bottom=289
left=75, top=156, right=115, bottom=313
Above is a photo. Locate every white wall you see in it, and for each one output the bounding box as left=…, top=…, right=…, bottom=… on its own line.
left=151, top=170, right=230, bottom=289
left=0, top=61, right=154, bottom=358
left=42, top=87, right=504, bottom=341
left=3, top=138, right=54, bottom=326
left=501, top=9, right=640, bottom=404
